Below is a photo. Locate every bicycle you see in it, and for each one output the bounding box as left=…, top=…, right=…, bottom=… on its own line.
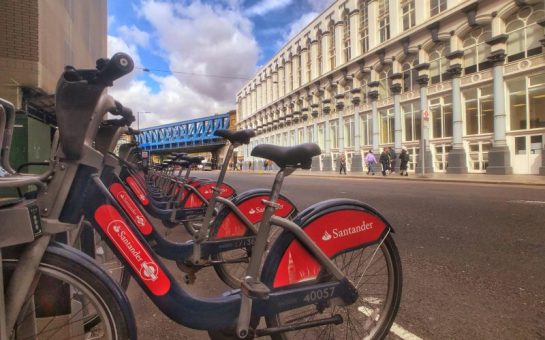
left=58, top=54, right=402, bottom=339
left=0, top=53, right=138, bottom=339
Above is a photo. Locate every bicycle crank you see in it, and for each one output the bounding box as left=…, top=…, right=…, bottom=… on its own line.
left=254, top=314, right=343, bottom=337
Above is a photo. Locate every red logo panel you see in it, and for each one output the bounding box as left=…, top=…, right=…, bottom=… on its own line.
left=94, top=205, right=170, bottom=296
left=273, top=210, right=386, bottom=288
left=126, top=176, right=149, bottom=206
left=216, top=196, right=295, bottom=238
left=109, top=183, right=153, bottom=235
left=184, top=183, right=236, bottom=208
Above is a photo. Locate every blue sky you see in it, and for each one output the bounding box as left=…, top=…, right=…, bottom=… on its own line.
left=107, top=0, right=333, bottom=127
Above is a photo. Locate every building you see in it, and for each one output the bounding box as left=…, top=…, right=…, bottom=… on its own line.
left=0, top=0, right=107, bottom=169
left=236, top=0, right=545, bottom=175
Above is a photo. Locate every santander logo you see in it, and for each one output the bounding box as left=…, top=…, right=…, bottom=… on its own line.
left=248, top=204, right=284, bottom=215
left=321, top=220, right=374, bottom=241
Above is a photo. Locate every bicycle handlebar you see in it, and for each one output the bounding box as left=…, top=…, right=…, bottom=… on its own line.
left=95, top=53, right=134, bottom=86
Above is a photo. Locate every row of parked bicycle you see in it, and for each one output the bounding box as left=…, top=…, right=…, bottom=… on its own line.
left=0, top=53, right=402, bottom=339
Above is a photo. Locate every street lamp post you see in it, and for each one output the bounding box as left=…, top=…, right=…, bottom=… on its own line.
left=137, top=111, right=151, bottom=130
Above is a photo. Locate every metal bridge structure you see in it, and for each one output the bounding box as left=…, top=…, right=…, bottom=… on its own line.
left=137, top=113, right=231, bottom=153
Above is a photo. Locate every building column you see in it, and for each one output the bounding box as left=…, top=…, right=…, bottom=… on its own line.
left=486, top=48, right=513, bottom=174
left=301, top=48, right=309, bottom=85
left=335, top=21, right=344, bottom=66
left=368, top=89, right=380, bottom=173
left=416, top=76, right=434, bottom=174
left=391, top=82, right=402, bottom=172
left=323, top=118, right=332, bottom=171
left=292, top=55, right=300, bottom=89
left=367, top=0, right=378, bottom=50
left=352, top=108, right=364, bottom=172
left=350, top=9, right=360, bottom=60
left=446, top=64, right=468, bottom=173
left=311, top=120, right=320, bottom=170
left=310, top=40, right=319, bottom=80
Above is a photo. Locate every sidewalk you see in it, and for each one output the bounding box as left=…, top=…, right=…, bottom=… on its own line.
left=241, top=169, right=545, bottom=186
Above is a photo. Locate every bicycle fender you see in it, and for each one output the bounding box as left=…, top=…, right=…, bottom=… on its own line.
left=261, top=199, right=395, bottom=289
left=182, top=182, right=236, bottom=208
left=212, top=188, right=298, bottom=239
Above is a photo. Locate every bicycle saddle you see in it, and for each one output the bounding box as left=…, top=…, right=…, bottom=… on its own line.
left=214, top=129, right=255, bottom=145
left=251, top=143, right=321, bottom=169
left=179, top=155, right=203, bottom=164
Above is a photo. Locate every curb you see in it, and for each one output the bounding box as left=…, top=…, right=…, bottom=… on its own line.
left=236, top=171, right=545, bottom=187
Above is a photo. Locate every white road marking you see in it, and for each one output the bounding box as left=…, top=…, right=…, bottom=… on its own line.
left=508, top=200, right=545, bottom=205
left=359, top=306, right=423, bottom=340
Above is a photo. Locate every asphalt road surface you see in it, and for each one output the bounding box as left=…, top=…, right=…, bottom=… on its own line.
left=128, top=172, right=545, bottom=339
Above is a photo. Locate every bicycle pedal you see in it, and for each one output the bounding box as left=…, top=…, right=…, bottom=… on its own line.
left=241, top=277, right=270, bottom=300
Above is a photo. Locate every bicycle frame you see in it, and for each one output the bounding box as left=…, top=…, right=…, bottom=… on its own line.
left=81, top=166, right=359, bottom=331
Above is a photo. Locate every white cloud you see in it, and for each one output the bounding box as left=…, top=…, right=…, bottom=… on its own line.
left=118, top=25, right=150, bottom=48
left=245, top=0, right=293, bottom=16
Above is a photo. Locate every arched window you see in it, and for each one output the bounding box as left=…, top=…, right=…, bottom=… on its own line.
left=378, top=66, right=393, bottom=98
left=305, top=38, right=312, bottom=82
left=359, top=0, right=369, bottom=54
left=463, top=26, right=492, bottom=75
left=401, top=56, right=418, bottom=92
left=505, top=4, right=544, bottom=62
left=343, top=11, right=351, bottom=62
left=428, top=42, right=449, bottom=85
left=329, top=21, right=336, bottom=70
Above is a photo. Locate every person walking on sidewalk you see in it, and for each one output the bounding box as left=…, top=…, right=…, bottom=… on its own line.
left=380, top=148, right=390, bottom=176
left=365, top=149, right=377, bottom=175
left=399, top=146, right=410, bottom=176
left=388, top=147, right=396, bottom=174
left=338, top=154, right=347, bottom=175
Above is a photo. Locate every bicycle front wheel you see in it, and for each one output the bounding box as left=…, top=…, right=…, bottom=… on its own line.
left=3, top=243, right=135, bottom=339
left=265, top=234, right=402, bottom=340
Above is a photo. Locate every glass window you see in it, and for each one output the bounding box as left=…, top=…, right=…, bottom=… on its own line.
left=506, top=4, right=544, bottom=62
left=329, top=22, right=336, bottom=70
left=306, top=39, right=312, bottom=82
left=402, top=57, right=418, bottom=92
left=378, top=0, right=390, bottom=43
left=401, top=0, right=416, bottom=31
left=463, top=26, right=492, bottom=75
left=428, top=43, right=449, bottom=85
left=430, top=0, right=447, bottom=16
left=430, top=96, right=452, bottom=138
left=307, top=126, right=314, bottom=143
left=379, top=108, right=394, bottom=144
left=317, top=33, right=323, bottom=76
left=344, top=117, right=355, bottom=148
left=343, top=12, right=351, bottom=62
left=318, top=123, right=325, bottom=149
left=402, top=101, right=421, bottom=142
left=378, top=67, right=392, bottom=99
left=298, top=128, right=304, bottom=144
left=508, top=74, right=545, bottom=130
left=359, top=0, right=369, bottom=54
left=463, top=86, right=493, bottom=135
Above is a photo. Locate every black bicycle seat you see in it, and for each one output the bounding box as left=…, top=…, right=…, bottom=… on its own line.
left=251, top=143, right=321, bottom=169
left=214, top=129, right=255, bottom=145
left=179, top=155, right=203, bottom=164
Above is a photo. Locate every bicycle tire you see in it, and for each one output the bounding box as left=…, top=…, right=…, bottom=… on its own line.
left=263, top=234, right=402, bottom=340
left=2, top=242, right=136, bottom=340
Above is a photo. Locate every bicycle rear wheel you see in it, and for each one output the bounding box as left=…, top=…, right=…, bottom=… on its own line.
left=3, top=243, right=135, bottom=339
left=265, top=234, right=402, bottom=340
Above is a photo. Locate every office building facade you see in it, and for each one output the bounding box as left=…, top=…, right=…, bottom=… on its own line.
left=236, top=0, right=545, bottom=175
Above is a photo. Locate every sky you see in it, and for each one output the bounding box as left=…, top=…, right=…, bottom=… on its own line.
left=107, top=0, right=334, bottom=128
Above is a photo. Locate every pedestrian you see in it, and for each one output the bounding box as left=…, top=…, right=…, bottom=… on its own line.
left=365, top=149, right=376, bottom=175
left=388, top=147, right=396, bottom=174
left=380, top=148, right=390, bottom=176
left=249, top=160, right=252, bottom=171
left=263, top=160, right=267, bottom=171
left=399, top=146, right=410, bottom=176
left=338, top=154, right=347, bottom=175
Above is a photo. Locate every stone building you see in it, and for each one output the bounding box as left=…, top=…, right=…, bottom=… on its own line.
left=0, top=0, right=107, bottom=169
left=236, top=0, right=545, bottom=175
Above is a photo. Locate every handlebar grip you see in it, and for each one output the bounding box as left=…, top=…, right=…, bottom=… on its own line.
left=113, top=100, right=136, bottom=124
left=95, top=53, right=134, bottom=86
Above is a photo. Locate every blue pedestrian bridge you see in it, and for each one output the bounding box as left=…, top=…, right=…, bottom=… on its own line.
left=137, top=113, right=231, bottom=153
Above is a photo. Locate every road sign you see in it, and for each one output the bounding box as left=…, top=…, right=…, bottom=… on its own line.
left=423, top=109, right=429, bottom=121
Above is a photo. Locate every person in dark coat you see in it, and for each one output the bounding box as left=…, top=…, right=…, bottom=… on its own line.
left=338, top=154, right=347, bottom=175
left=399, top=146, right=410, bottom=176
left=379, top=148, right=390, bottom=176
left=388, top=147, right=396, bottom=174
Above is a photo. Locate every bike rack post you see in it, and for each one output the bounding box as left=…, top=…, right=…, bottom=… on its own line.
left=0, top=250, right=8, bottom=340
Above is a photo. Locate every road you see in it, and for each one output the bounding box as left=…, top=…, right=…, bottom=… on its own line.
left=128, top=172, right=545, bottom=339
